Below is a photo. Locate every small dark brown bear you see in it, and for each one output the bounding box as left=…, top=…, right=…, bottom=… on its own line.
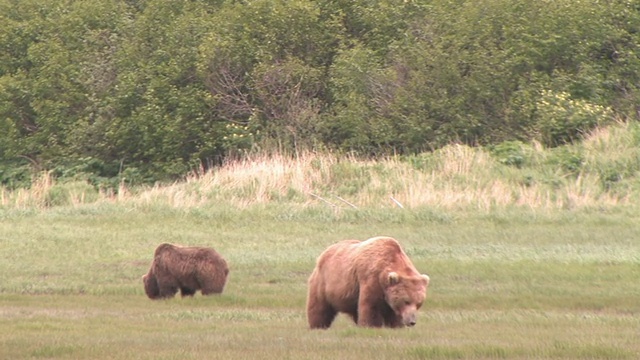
left=142, top=243, right=229, bottom=299
left=307, top=236, right=430, bottom=329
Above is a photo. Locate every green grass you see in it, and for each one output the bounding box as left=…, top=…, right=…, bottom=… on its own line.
left=0, top=205, right=639, bottom=359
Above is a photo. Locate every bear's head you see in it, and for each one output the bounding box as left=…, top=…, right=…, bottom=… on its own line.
left=384, top=272, right=430, bottom=327
left=142, top=272, right=160, bottom=299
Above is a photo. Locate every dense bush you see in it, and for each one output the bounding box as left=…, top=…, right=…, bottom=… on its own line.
left=1, top=0, right=639, bottom=185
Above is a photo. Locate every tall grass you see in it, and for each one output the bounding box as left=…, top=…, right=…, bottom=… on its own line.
left=1, top=122, right=639, bottom=212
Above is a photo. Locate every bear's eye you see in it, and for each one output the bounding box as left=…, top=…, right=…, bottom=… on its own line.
left=404, top=300, right=411, bottom=306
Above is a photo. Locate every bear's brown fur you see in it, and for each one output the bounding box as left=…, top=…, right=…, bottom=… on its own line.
left=142, top=243, right=229, bottom=299
left=306, top=236, right=430, bottom=329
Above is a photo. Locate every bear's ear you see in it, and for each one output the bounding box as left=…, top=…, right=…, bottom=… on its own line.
left=421, top=274, right=430, bottom=286
left=388, top=272, right=400, bottom=285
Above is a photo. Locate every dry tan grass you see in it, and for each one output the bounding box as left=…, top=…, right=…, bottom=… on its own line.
left=1, top=171, right=53, bottom=209
left=0, top=154, right=624, bottom=210
left=1, top=123, right=636, bottom=211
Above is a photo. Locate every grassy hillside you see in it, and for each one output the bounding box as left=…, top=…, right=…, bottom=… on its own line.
left=3, top=122, right=640, bottom=212
left=0, top=123, right=639, bottom=359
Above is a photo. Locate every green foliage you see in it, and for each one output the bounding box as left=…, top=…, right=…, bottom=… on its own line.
left=50, top=157, right=148, bottom=190
left=535, top=90, right=613, bottom=146
left=546, top=147, right=584, bottom=176
left=489, top=141, right=532, bottom=168
left=198, top=0, right=340, bottom=153
left=0, top=161, right=32, bottom=189
left=101, top=0, right=223, bottom=178
left=45, top=180, right=99, bottom=207
left=250, top=58, right=326, bottom=151
left=324, top=44, right=391, bottom=152
left=1, top=0, right=640, bottom=184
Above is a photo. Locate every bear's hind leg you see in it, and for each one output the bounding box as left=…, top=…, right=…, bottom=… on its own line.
left=346, top=310, right=358, bottom=325
left=307, top=298, right=337, bottom=329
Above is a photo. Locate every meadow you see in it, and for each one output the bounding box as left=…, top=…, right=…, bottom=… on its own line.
left=1, top=124, right=640, bottom=359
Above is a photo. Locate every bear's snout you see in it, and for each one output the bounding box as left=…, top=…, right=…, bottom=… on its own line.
left=403, top=312, right=417, bottom=327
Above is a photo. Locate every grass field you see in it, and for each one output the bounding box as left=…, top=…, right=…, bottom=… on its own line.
left=1, top=204, right=638, bottom=359
left=2, top=125, right=640, bottom=359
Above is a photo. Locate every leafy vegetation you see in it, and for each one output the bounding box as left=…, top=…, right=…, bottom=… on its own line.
left=1, top=0, right=639, bottom=182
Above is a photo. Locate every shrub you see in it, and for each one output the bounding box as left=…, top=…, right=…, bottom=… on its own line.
left=489, top=141, right=531, bottom=168
left=546, top=147, right=584, bottom=176
left=535, top=90, right=613, bottom=147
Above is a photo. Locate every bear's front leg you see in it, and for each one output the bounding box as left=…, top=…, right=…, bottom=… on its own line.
left=357, top=296, right=385, bottom=327
left=158, top=284, right=178, bottom=298
left=180, top=287, right=196, bottom=297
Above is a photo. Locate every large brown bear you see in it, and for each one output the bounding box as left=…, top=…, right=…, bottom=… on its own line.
left=306, top=236, right=430, bottom=329
left=142, top=243, right=229, bottom=299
